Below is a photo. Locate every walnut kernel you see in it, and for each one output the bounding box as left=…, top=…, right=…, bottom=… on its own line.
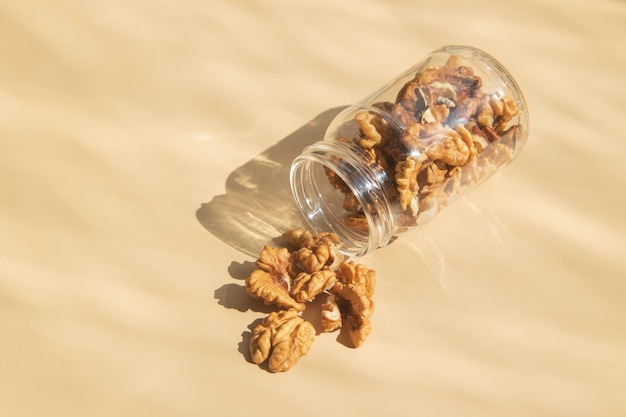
left=245, top=246, right=305, bottom=312
left=249, top=309, right=316, bottom=373
left=330, top=261, right=377, bottom=348
left=291, top=269, right=337, bottom=303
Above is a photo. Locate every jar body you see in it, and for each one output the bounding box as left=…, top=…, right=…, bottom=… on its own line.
left=290, top=45, right=529, bottom=256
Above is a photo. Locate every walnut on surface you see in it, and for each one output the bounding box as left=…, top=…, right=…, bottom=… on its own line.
left=239, top=230, right=380, bottom=372
left=284, top=229, right=344, bottom=273
left=282, top=228, right=339, bottom=252
left=245, top=246, right=305, bottom=312
left=291, top=269, right=337, bottom=303
left=296, top=246, right=334, bottom=274
left=249, top=309, right=316, bottom=373
left=320, top=293, right=342, bottom=333
left=326, top=261, right=377, bottom=348
left=281, top=228, right=315, bottom=248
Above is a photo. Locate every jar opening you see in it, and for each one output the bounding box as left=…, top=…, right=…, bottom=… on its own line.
left=290, top=141, right=394, bottom=257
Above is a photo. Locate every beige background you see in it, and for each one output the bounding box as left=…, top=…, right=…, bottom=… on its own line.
left=1, top=0, right=625, bottom=416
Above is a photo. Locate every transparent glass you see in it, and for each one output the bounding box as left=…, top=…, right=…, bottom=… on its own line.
left=290, top=45, right=529, bottom=256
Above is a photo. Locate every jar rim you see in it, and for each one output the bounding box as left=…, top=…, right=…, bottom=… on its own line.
left=290, top=140, right=395, bottom=257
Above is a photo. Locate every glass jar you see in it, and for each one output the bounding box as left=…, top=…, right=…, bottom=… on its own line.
left=290, top=45, right=529, bottom=256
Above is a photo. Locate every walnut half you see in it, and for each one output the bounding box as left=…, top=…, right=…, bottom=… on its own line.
left=249, top=309, right=316, bottom=373
left=291, top=269, right=337, bottom=303
left=320, top=293, right=342, bottom=333
left=284, top=229, right=344, bottom=273
left=245, top=246, right=305, bottom=312
left=323, top=261, right=377, bottom=348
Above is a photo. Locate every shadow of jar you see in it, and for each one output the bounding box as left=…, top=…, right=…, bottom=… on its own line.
left=196, top=106, right=347, bottom=257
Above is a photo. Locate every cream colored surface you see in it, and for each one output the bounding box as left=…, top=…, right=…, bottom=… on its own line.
left=1, top=0, right=625, bottom=416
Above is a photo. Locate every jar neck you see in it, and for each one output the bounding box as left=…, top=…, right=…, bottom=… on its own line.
left=290, top=139, right=396, bottom=257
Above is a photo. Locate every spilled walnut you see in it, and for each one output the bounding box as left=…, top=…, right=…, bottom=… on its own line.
left=245, top=231, right=345, bottom=310
left=241, top=229, right=379, bottom=372
left=326, top=261, right=376, bottom=348
left=249, top=309, right=316, bottom=373
left=245, top=246, right=305, bottom=311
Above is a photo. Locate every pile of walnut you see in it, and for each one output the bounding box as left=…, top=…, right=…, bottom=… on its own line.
left=327, top=55, right=523, bottom=229
left=245, top=228, right=376, bottom=373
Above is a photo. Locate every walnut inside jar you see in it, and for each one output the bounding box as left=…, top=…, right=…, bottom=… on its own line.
left=325, top=56, right=521, bottom=230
